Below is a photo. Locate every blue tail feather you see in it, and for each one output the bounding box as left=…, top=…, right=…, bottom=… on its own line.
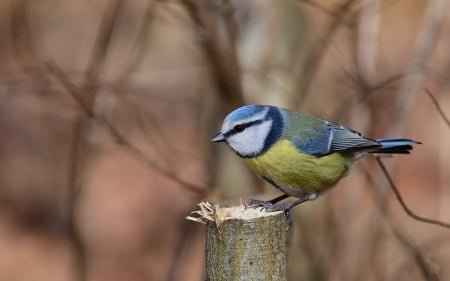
left=372, top=138, right=421, bottom=154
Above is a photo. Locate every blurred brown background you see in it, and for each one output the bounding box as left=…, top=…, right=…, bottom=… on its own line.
left=0, top=0, right=449, bottom=280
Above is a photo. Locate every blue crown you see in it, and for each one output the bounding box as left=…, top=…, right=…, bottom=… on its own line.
left=225, top=104, right=267, bottom=122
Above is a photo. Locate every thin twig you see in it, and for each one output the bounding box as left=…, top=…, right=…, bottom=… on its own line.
left=353, top=161, right=392, bottom=281
left=119, top=93, right=181, bottom=169
left=65, top=118, right=87, bottom=281
left=391, top=228, right=440, bottom=281
left=364, top=159, right=445, bottom=280
left=297, top=0, right=355, bottom=26
left=116, top=0, right=157, bottom=82
left=391, top=233, right=450, bottom=280
left=45, top=61, right=94, bottom=118
left=424, top=88, right=450, bottom=129
left=392, top=0, right=448, bottom=134
left=332, top=70, right=409, bottom=121
left=164, top=221, right=200, bottom=281
left=83, top=0, right=122, bottom=91
left=292, top=0, right=358, bottom=104
left=46, top=61, right=208, bottom=196
left=181, top=0, right=244, bottom=109
left=376, top=156, right=450, bottom=229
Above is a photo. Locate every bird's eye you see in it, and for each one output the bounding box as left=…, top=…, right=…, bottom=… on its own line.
left=234, top=124, right=246, bottom=133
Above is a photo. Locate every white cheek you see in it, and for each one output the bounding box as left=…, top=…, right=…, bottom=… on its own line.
left=227, top=121, right=272, bottom=157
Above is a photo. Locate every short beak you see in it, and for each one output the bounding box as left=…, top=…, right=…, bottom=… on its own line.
left=211, top=132, right=225, bottom=142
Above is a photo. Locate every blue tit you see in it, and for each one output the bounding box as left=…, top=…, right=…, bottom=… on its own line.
left=212, top=104, right=420, bottom=226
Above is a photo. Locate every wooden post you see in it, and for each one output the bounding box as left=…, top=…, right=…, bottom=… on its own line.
left=187, top=202, right=287, bottom=281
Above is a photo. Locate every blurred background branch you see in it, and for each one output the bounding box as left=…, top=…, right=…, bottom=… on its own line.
left=0, top=1, right=449, bottom=281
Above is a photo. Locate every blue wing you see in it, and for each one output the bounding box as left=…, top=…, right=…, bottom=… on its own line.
left=328, top=122, right=381, bottom=153
left=287, top=113, right=380, bottom=157
left=290, top=128, right=333, bottom=156
left=282, top=109, right=419, bottom=157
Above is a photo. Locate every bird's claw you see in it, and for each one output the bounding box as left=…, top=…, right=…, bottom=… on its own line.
left=246, top=199, right=293, bottom=231
left=260, top=202, right=294, bottom=231
left=245, top=198, right=274, bottom=209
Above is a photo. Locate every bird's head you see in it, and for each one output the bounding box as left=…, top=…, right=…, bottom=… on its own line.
left=212, top=104, right=285, bottom=158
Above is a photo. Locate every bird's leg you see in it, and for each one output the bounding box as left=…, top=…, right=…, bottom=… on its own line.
left=263, top=196, right=313, bottom=212
left=263, top=197, right=310, bottom=230
left=246, top=195, right=310, bottom=230
left=245, top=194, right=290, bottom=209
left=246, top=176, right=291, bottom=209
left=268, top=194, right=290, bottom=204
left=262, top=193, right=318, bottom=230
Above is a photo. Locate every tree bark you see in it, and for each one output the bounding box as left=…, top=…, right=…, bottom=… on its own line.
left=204, top=204, right=287, bottom=281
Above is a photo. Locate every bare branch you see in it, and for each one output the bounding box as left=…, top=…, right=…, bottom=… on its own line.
left=391, top=228, right=440, bottom=281
left=393, top=0, right=448, bottom=133
left=83, top=0, right=122, bottom=91
left=181, top=0, right=244, bottom=110
left=297, top=0, right=356, bottom=26
left=292, top=0, right=358, bottom=104
left=424, top=88, right=450, bottom=129
left=45, top=61, right=94, bottom=118
left=116, top=1, right=158, bottom=82
left=46, top=61, right=208, bottom=196
left=376, top=157, right=450, bottom=229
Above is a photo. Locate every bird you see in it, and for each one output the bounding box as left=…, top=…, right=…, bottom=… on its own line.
left=212, top=104, right=420, bottom=227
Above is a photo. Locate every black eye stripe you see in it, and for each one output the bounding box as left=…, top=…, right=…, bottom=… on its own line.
left=224, top=120, right=263, bottom=138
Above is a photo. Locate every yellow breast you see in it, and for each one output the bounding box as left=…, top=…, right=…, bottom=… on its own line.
left=243, top=139, right=351, bottom=194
